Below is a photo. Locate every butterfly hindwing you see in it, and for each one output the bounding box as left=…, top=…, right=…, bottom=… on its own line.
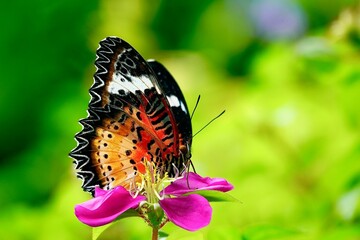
left=147, top=60, right=192, bottom=148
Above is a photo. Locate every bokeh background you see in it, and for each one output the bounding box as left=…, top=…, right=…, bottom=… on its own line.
left=1, top=0, right=360, bottom=239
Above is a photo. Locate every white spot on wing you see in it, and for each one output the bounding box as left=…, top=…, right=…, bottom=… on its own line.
left=108, top=73, right=153, bottom=95
left=167, top=95, right=187, bottom=114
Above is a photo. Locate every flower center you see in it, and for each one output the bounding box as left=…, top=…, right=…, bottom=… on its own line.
left=134, top=160, right=180, bottom=204
left=132, top=160, right=183, bottom=229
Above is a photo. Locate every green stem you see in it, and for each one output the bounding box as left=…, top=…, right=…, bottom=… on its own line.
left=152, top=227, right=159, bottom=240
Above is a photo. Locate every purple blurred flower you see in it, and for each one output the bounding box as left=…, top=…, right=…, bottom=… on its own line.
left=75, top=173, right=233, bottom=231
left=249, top=0, right=307, bottom=40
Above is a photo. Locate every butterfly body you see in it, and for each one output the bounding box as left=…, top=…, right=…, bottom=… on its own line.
left=70, top=37, right=192, bottom=194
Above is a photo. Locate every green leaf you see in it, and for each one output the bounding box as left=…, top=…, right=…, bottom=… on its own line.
left=159, top=231, right=169, bottom=239
left=185, top=190, right=239, bottom=202
left=92, top=222, right=115, bottom=240
left=92, top=209, right=139, bottom=240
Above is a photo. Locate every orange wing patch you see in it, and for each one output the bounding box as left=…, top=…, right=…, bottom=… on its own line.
left=90, top=113, right=160, bottom=190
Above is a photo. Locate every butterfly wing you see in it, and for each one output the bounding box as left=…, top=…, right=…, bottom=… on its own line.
left=147, top=60, right=192, bottom=154
left=70, top=37, right=192, bottom=194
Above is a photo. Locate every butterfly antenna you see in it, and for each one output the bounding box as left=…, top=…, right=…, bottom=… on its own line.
left=185, top=160, right=197, bottom=188
left=192, top=110, right=226, bottom=138
left=189, top=159, right=196, bottom=173
left=190, top=95, right=201, bottom=120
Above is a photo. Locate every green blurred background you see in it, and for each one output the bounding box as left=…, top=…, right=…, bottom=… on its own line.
left=1, top=0, right=360, bottom=239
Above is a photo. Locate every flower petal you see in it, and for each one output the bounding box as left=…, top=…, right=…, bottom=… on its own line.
left=94, top=186, right=108, bottom=197
left=159, top=194, right=212, bottom=231
left=75, top=186, right=145, bottom=227
left=164, top=172, right=234, bottom=195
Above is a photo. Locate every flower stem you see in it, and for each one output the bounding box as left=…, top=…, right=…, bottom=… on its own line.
left=152, top=227, right=158, bottom=240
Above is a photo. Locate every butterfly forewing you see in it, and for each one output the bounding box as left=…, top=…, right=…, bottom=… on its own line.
left=70, top=37, right=192, bottom=194
left=148, top=60, right=192, bottom=150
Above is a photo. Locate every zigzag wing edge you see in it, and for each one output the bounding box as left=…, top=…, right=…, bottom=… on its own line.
left=69, top=37, right=123, bottom=195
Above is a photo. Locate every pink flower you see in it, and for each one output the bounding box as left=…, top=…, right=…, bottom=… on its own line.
left=75, top=186, right=145, bottom=227
left=75, top=173, right=233, bottom=231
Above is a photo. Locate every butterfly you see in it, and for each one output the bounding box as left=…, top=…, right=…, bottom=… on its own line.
left=69, top=37, right=192, bottom=195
